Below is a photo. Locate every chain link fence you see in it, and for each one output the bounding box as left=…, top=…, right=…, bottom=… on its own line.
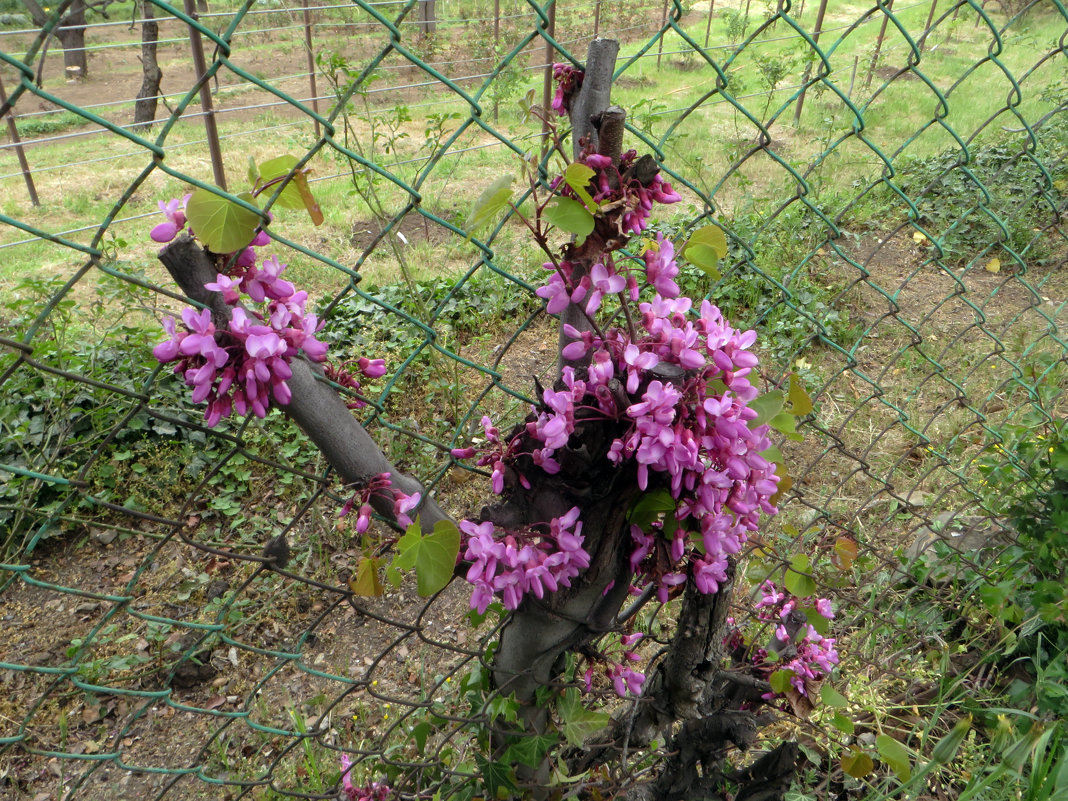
left=1, top=0, right=1066, bottom=798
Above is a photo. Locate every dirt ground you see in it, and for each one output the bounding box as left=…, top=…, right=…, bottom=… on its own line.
left=0, top=317, right=560, bottom=801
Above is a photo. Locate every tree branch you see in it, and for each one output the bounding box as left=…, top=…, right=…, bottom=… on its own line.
left=558, top=39, right=621, bottom=372
left=157, top=234, right=451, bottom=531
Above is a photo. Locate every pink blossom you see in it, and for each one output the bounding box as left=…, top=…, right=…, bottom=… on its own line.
left=585, top=262, right=626, bottom=315
left=643, top=235, right=681, bottom=297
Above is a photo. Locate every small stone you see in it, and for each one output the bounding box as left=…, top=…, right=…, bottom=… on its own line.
left=90, top=527, right=118, bottom=545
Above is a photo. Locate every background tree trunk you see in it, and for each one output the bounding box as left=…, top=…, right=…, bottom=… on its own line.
left=56, top=0, right=89, bottom=80
left=133, top=0, right=162, bottom=127
left=23, top=0, right=89, bottom=82
left=418, top=0, right=436, bottom=34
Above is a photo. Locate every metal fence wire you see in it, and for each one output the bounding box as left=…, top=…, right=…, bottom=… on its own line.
left=0, top=0, right=1066, bottom=798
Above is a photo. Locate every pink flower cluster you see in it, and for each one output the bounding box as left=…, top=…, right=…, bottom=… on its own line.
left=584, top=632, right=646, bottom=698
left=529, top=288, right=778, bottom=602
left=550, top=63, right=583, bottom=116
left=339, top=755, right=390, bottom=801
left=459, top=506, right=590, bottom=614
left=150, top=194, right=191, bottom=244
left=150, top=194, right=379, bottom=428
left=339, top=472, right=421, bottom=533
left=554, top=149, right=682, bottom=235
left=324, top=357, right=387, bottom=411
left=453, top=148, right=778, bottom=612
left=153, top=253, right=328, bottom=425
left=753, top=581, right=839, bottom=697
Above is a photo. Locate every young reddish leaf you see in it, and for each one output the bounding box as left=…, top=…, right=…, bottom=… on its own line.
left=349, top=556, right=384, bottom=597
left=832, top=537, right=859, bottom=570
left=787, top=373, right=814, bottom=416
left=842, top=746, right=874, bottom=778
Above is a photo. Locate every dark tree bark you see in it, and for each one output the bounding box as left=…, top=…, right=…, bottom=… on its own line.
left=57, top=0, right=88, bottom=80
left=23, top=0, right=90, bottom=81
left=417, top=0, right=436, bottom=34
left=133, top=0, right=162, bottom=127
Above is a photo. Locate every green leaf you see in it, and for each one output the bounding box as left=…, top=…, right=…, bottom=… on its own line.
left=412, top=720, right=432, bottom=753
left=787, top=374, right=814, bottom=416
left=931, top=715, right=972, bottom=763
left=842, top=746, right=874, bottom=778
left=258, top=155, right=324, bottom=224
left=749, top=391, right=784, bottom=428
left=784, top=553, right=817, bottom=598
left=503, top=733, right=557, bottom=769
left=627, top=488, right=677, bottom=529
left=563, top=162, right=598, bottom=210
left=800, top=605, right=831, bottom=635
left=258, top=155, right=304, bottom=209
left=185, top=188, right=261, bottom=254
left=392, top=519, right=461, bottom=597
left=769, top=412, right=804, bottom=442
left=769, top=669, right=795, bottom=694
left=519, top=88, right=536, bottom=120
left=832, top=712, right=855, bottom=735
left=685, top=223, right=728, bottom=259
left=543, top=197, right=595, bottom=238
left=760, top=444, right=783, bottom=466
left=877, top=734, right=912, bottom=780
left=557, top=688, right=610, bottom=747
left=474, top=753, right=518, bottom=799
left=246, top=156, right=260, bottom=188
left=820, top=684, right=848, bottom=708
left=685, top=243, right=722, bottom=280
left=465, top=174, right=514, bottom=238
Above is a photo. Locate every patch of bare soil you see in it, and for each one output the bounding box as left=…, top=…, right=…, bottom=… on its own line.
left=785, top=223, right=1068, bottom=554
left=0, top=315, right=559, bottom=801
left=349, top=209, right=456, bottom=255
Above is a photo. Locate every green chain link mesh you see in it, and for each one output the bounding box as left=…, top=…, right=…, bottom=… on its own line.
left=0, top=0, right=1066, bottom=797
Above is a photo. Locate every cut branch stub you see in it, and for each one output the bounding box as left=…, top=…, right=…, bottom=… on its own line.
left=157, top=234, right=450, bottom=531
left=569, top=38, right=620, bottom=160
